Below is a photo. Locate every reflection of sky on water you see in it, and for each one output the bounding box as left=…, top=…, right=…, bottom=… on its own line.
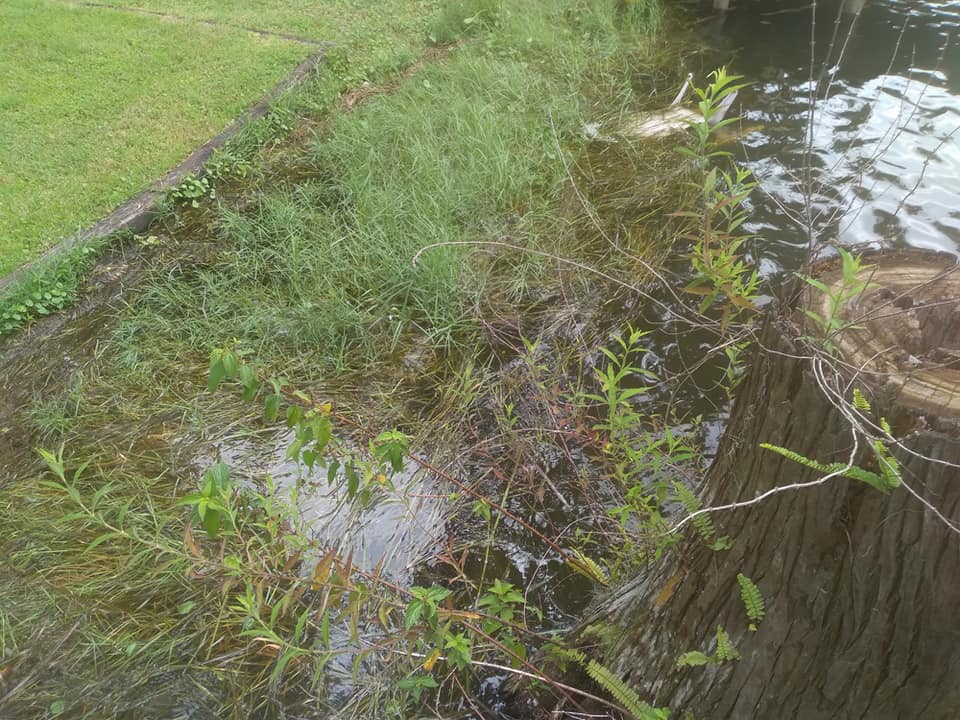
left=716, top=0, right=960, bottom=268
left=219, top=432, right=444, bottom=580
left=830, top=74, right=960, bottom=253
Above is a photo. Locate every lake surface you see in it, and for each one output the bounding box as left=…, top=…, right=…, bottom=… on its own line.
left=694, top=0, right=960, bottom=272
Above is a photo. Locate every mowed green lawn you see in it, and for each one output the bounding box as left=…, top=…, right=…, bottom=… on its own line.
left=83, top=0, right=440, bottom=50
left=0, top=0, right=314, bottom=277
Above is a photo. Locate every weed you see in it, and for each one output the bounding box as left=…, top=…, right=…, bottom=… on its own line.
left=799, top=247, right=876, bottom=353
left=119, top=0, right=669, bottom=376
left=676, top=625, right=739, bottom=668
left=620, top=0, right=663, bottom=33
left=24, top=371, right=85, bottom=441
left=675, top=70, right=761, bottom=330
left=168, top=174, right=214, bottom=209
left=0, top=239, right=105, bottom=338
left=737, top=573, right=764, bottom=629
left=428, top=0, right=501, bottom=45
left=583, top=325, right=657, bottom=445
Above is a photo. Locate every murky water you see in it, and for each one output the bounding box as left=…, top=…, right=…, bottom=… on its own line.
left=692, top=0, right=960, bottom=271
left=5, top=2, right=960, bottom=716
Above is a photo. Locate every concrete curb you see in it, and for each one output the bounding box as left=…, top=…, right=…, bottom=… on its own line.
left=0, top=46, right=332, bottom=295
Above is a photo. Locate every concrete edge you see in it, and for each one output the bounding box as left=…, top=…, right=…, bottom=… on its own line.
left=0, top=46, right=332, bottom=296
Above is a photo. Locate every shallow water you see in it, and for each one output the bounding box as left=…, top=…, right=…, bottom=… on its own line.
left=7, top=2, right=960, bottom=715
left=692, top=0, right=960, bottom=270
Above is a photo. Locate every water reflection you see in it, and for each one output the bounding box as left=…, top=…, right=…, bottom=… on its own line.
left=700, top=0, right=960, bottom=267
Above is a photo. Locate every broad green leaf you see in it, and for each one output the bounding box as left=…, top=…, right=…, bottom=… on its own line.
left=286, top=405, right=303, bottom=428
left=222, top=351, right=238, bottom=378
left=202, top=509, right=222, bottom=539
left=264, top=393, right=281, bottom=423
left=207, top=360, right=226, bottom=393
left=205, top=462, right=230, bottom=491
left=677, top=651, right=714, bottom=667
left=404, top=601, right=423, bottom=630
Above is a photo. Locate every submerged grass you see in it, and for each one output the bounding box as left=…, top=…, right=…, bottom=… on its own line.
left=118, top=0, right=676, bottom=378
left=0, top=0, right=700, bottom=716
left=0, top=458, right=231, bottom=719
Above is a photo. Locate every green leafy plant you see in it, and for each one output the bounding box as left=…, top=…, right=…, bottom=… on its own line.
left=443, top=631, right=473, bottom=670
left=169, top=174, right=214, bottom=208
left=673, top=481, right=730, bottom=551
left=177, top=462, right=235, bottom=539
left=539, top=644, right=666, bottom=718
left=0, top=242, right=102, bottom=337
left=585, top=658, right=669, bottom=720
left=566, top=548, right=610, bottom=586
left=680, top=163, right=761, bottom=324
left=396, top=673, right=439, bottom=702
left=799, top=247, right=877, bottom=353
left=715, top=625, right=740, bottom=662
left=0, top=282, right=69, bottom=335
left=722, top=340, right=750, bottom=398
left=570, top=328, right=705, bottom=564
left=680, top=66, right=749, bottom=164
left=737, top=573, right=764, bottom=630
left=477, top=579, right=525, bottom=626
left=677, top=625, right=739, bottom=667
left=405, top=585, right=451, bottom=631
left=760, top=437, right=901, bottom=494
left=676, top=68, right=760, bottom=330
left=852, top=387, right=871, bottom=412
left=584, top=325, right=657, bottom=445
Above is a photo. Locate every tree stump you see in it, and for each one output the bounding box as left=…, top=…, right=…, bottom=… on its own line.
left=581, top=249, right=960, bottom=719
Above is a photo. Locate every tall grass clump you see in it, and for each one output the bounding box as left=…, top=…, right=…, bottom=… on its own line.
left=428, top=0, right=502, bottom=44
left=0, top=2, right=703, bottom=716
left=115, top=0, right=669, bottom=378
left=622, top=0, right=663, bottom=34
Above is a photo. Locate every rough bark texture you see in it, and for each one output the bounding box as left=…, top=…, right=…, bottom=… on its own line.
left=585, top=250, right=960, bottom=719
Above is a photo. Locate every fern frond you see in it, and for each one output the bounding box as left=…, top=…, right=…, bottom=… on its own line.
left=759, top=443, right=832, bottom=473
left=546, top=644, right=586, bottom=666
left=737, top=573, right=764, bottom=625
left=852, top=388, right=871, bottom=413
left=673, top=481, right=714, bottom=541
left=585, top=660, right=665, bottom=720
left=761, top=443, right=899, bottom=494
left=878, top=453, right=900, bottom=487
left=676, top=650, right=713, bottom=667
left=872, top=440, right=901, bottom=491
left=841, top=464, right=887, bottom=491
left=566, top=549, right=609, bottom=586
left=715, top=625, right=739, bottom=662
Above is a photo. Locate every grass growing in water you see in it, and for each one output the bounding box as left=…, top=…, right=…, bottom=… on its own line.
left=118, top=0, right=670, bottom=377
left=0, top=0, right=698, bottom=716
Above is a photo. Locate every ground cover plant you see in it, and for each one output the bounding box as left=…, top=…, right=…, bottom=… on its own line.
left=116, top=0, right=675, bottom=378
left=0, top=0, right=718, bottom=717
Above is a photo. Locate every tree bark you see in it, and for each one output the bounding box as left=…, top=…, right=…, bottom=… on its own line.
left=582, top=249, right=960, bottom=719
